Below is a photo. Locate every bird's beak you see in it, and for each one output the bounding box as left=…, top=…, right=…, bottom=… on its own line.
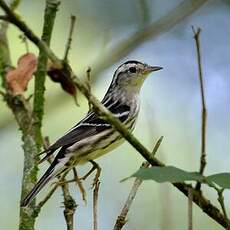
left=143, top=65, right=163, bottom=74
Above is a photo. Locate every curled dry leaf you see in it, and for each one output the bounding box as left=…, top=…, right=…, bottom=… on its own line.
left=47, top=62, right=78, bottom=104
left=6, top=53, right=37, bottom=95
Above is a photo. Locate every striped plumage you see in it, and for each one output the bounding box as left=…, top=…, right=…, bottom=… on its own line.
left=20, top=60, right=162, bottom=207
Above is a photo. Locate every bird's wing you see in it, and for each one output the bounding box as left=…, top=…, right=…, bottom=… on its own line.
left=39, top=98, right=130, bottom=163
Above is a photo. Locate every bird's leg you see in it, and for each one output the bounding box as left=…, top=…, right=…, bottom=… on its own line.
left=52, top=168, right=87, bottom=203
left=81, top=164, right=97, bottom=181
left=72, top=168, right=87, bottom=203
left=91, top=161, right=101, bottom=189
left=81, top=160, right=101, bottom=188
left=52, top=169, right=73, bottom=186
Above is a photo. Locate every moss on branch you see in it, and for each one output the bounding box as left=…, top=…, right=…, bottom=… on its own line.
left=0, top=1, right=59, bottom=230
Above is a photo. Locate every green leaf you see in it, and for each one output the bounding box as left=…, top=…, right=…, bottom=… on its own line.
left=129, top=166, right=204, bottom=183
left=207, top=173, right=230, bottom=189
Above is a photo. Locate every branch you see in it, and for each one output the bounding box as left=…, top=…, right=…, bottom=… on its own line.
left=17, top=1, right=60, bottom=230
left=204, top=179, right=230, bottom=228
left=93, top=181, right=100, bottom=230
left=33, top=0, right=60, bottom=147
left=192, top=27, right=207, bottom=191
left=113, top=136, right=163, bottom=230
left=188, top=188, right=193, bottom=230
left=64, top=15, right=76, bottom=62
left=217, top=189, right=229, bottom=226
left=1, top=1, right=229, bottom=228
left=61, top=177, right=77, bottom=230
left=0, top=2, right=39, bottom=230
left=85, top=67, right=92, bottom=110
left=19, top=34, right=29, bottom=53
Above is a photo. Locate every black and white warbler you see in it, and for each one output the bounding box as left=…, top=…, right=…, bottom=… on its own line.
left=20, top=60, right=162, bottom=207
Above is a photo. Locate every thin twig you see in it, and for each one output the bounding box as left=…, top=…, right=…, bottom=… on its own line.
left=192, top=27, right=207, bottom=191
left=113, top=136, right=163, bottom=230
left=86, top=67, right=92, bottom=110
left=61, top=177, right=77, bottom=230
left=93, top=180, right=100, bottom=230
left=33, top=0, right=60, bottom=147
left=217, top=189, right=229, bottom=227
left=113, top=178, right=142, bottom=230
left=1, top=2, right=229, bottom=227
left=19, top=34, right=29, bottom=53
left=152, top=136, right=164, bottom=157
left=64, top=15, right=76, bottom=62
left=204, top=179, right=230, bottom=228
left=188, top=188, right=193, bottom=230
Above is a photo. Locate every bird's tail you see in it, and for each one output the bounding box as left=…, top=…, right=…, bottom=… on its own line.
left=20, top=166, right=56, bottom=207
left=20, top=147, right=72, bottom=207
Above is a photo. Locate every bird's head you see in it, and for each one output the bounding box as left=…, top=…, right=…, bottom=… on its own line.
left=110, top=60, right=162, bottom=93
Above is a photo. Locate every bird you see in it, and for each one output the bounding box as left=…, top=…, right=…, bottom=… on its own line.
left=20, top=60, right=162, bottom=207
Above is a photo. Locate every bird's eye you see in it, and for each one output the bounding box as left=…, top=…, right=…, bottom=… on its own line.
left=129, top=67, right=136, bottom=73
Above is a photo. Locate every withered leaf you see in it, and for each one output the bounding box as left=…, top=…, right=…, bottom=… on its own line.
left=6, top=53, right=37, bottom=95
left=47, top=62, right=77, bottom=102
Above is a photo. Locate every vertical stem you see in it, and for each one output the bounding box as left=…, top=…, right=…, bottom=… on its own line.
left=188, top=188, right=193, bottom=230
left=60, top=171, right=77, bottom=230
left=93, top=181, right=100, bottom=230
left=7, top=96, right=38, bottom=230
left=19, top=1, right=59, bottom=230
left=63, top=15, right=76, bottom=62
left=113, top=137, right=163, bottom=230
left=192, top=27, right=207, bottom=190
left=33, top=0, right=60, bottom=146
left=217, top=189, right=229, bottom=229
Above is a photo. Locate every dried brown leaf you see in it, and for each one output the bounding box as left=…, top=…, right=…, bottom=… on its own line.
left=6, top=53, right=37, bottom=95
left=47, top=62, right=77, bottom=102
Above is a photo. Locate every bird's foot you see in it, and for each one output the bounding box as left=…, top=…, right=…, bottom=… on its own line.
left=80, top=160, right=101, bottom=189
